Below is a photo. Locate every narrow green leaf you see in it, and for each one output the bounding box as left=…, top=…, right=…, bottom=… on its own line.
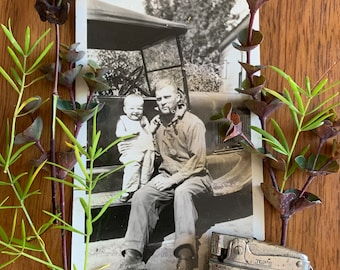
left=57, top=117, right=87, bottom=156
left=0, top=226, right=9, bottom=242
left=1, top=22, right=24, bottom=56
left=10, top=68, right=22, bottom=85
left=0, top=153, right=5, bottom=165
left=308, top=94, right=340, bottom=115
left=23, top=190, right=41, bottom=200
left=92, top=194, right=121, bottom=223
left=74, top=146, right=90, bottom=182
left=94, top=164, right=126, bottom=184
left=311, top=78, right=328, bottom=96
left=79, top=197, right=89, bottom=215
left=287, top=76, right=305, bottom=114
left=43, top=210, right=84, bottom=235
left=17, top=96, right=41, bottom=116
left=251, top=126, right=288, bottom=155
left=27, top=41, right=54, bottom=74
left=24, top=27, right=30, bottom=55
left=53, top=225, right=85, bottom=235
left=0, top=252, right=20, bottom=268
left=269, top=65, right=289, bottom=79
left=318, top=79, right=340, bottom=95
left=9, top=142, right=35, bottom=166
left=12, top=172, right=28, bottom=184
left=23, top=160, right=47, bottom=197
left=7, top=46, right=23, bottom=73
left=10, top=209, right=18, bottom=240
left=0, top=66, right=20, bottom=94
left=0, top=196, right=10, bottom=207
left=93, top=148, right=104, bottom=160
left=265, top=87, right=300, bottom=114
left=36, top=216, right=57, bottom=237
left=271, top=119, right=289, bottom=152
left=28, top=28, right=51, bottom=55
left=45, top=176, right=86, bottom=191
left=302, top=112, right=334, bottom=131
left=13, top=181, right=24, bottom=199
left=86, top=218, right=93, bottom=235
left=11, top=237, right=42, bottom=251
left=305, top=76, right=311, bottom=96
left=45, top=161, right=87, bottom=189
left=100, top=135, right=135, bottom=158
left=21, top=220, right=26, bottom=248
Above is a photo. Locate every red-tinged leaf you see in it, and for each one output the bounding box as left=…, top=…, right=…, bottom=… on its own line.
left=58, top=65, right=83, bottom=87
left=269, top=157, right=286, bottom=171
left=261, top=183, right=297, bottom=216
left=232, top=29, right=263, bottom=51
left=230, top=113, right=241, bottom=124
left=239, top=62, right=266, bottom=75
left=14, top=117, right=43, bottom=144
left=35, top=0, right=70, bottom=25
left=247, top=0, right=270, bottom=14
left=83, top=72, right=110, bottom=93
left=313, top=120, right=340, bottom=141
left=223, top=122, right=243, bottom=142
left=222, top=102, right=232, bottom=118
left=60, top=49, right=85, bottom=64
left=287, top=189, right=321, bottom=215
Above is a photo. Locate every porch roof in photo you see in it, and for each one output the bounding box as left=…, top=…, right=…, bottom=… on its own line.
left=87, top=0, right=188, bottom=51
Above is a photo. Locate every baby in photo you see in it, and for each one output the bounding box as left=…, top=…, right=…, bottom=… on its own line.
left=116, top=93, right=155, bottom=202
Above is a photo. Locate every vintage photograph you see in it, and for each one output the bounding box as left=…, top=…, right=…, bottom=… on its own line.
left=74, top=0, right=263, bottom=269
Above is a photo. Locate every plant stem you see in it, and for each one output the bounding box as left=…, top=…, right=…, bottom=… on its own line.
left=83, top=158, right=94, bottom=270
left=50, top=22, right=60, bottom=216
left=4, top=57, right=27, bottom=173
left=280, top=215, right=290, bottom=246
left=6, top=169, right=57, bottom=267
left=281, top=96, right=313, bottom=192
left=246, top=11, right=256, bottom=87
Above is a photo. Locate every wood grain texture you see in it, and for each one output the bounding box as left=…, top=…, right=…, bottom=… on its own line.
left=0, top=0, right=74, bottom=269
left=1, top=0, right=339, bottom=269
left=260, top=0, right=340, bottom=269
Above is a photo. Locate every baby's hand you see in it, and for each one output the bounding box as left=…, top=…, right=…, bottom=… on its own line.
left=117, top=140, right=132, bottom=153
left=149, top=115, right=161, bottom=134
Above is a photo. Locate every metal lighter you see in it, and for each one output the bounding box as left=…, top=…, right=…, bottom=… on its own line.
left=208, top=232, right=313, bottom=270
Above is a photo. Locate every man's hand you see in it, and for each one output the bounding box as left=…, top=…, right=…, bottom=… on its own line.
left=153, top=174, right=176, bottom=191
left=149, top=115, right=161, bottom=134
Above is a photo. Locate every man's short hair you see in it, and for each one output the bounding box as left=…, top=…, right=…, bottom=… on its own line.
left=154, top=78, right=177, bottom=93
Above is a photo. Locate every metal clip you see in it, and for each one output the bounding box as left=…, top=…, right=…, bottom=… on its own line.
left=209, top=232, right=312, bottom=270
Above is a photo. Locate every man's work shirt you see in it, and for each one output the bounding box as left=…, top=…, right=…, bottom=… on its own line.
left=154, top=108, right=209, bottom=185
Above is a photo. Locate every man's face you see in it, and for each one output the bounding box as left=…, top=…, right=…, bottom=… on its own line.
left=155, top=85, right=179, bottom=114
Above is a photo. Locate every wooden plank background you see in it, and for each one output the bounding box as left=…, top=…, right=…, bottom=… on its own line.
left=0, top=0, right=74, bottom=269
left=0, top=0, right=339, bottom=269
left=260, top=1, right=340, bottom=269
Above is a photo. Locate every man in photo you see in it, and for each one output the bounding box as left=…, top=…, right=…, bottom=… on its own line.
left=119, top=78, right=213, bottom=270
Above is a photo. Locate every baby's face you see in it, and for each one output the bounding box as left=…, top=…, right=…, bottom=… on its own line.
left=123, top=98, right=144, bottom=121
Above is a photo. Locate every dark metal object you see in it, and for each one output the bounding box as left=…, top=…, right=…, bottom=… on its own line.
left=209, top=232, right=313, bottom=270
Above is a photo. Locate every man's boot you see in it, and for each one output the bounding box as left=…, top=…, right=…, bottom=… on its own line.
left=119, top=249, right=146, bottom=270
left=176, top=247, right=194, bottom=270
